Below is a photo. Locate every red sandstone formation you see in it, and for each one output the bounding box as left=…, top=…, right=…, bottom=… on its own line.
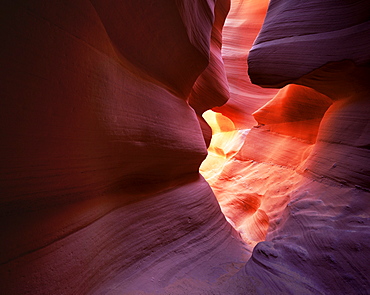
left=253, top=84, right=333, bottom=143
left=204, top=0, right=370, bottom=294
left=212, top=0, right=278, bottom=128
left=1, top=0, right=370, bottom=294
left=248, top=0, right=370, bottom=87
left=187, top=0, right=231, bottom=148
left=188, top=0, right=230, bottom=114
left=0, top=1, right=249, bottom=294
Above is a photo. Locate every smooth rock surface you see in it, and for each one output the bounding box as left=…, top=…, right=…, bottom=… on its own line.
left=203, top=1, right=370, bottom=293
left=248, top=0, right=370, bottom=87
left=2, top=0, right=370, bottom=294
left=253, top=84, right=333, bottom=143
left=0, top=1, right=249, bottom=294
left=188, top=0, right=231, bottom=114
left=212, top=0, right=278, bottom=128
left=206, top=73, right=370, bottom=294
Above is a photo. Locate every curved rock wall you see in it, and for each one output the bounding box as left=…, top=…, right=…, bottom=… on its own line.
left=248, top=0, right=370, bottom=87
left=188, top=0, right=230, bottom=114
left=2, top=0, right=370, bottom=294
left=212, top=0, right=279, bottom=128
left=205, top=0, right=370, bottom=294
left=0, top=1, right=249, bottom=294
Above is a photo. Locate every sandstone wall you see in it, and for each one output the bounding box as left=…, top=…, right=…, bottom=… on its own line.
left=206, top=0, right=370, bottom=293
left=1, top=0, right=370, bottom=294
left=0, top=1, right=249, bottom=294
left=213, top=0, right=278, bottom=128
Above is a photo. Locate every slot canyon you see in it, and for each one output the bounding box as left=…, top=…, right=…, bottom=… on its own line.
left=1, top=0, right=369, bottom=294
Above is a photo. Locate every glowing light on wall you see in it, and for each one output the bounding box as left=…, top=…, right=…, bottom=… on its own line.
left=200, top=110, right=249, bottom=183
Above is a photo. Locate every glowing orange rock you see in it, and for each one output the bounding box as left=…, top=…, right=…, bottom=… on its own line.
left=205, top=1, right=370, bottom=293
left=200, top=111, right=248, bottom=182
left=213, top=0, right=278, bottom=128
left=241, top=1, right=370, bottom=293
left=209, top=63, right=370, bottom=292
left=253, top=84, right=332, bottom=143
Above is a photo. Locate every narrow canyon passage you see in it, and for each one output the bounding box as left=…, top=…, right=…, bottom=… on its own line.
left=1, top=0, right=369, bottom=294
left=200, top=0, right=370, bottom=294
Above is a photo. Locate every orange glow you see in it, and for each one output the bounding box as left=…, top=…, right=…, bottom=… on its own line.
left=199, top=0, right=280, bottom=250
left=200, top=110, right=300, bottom=249
left=200, top=110, right=249, bottom=183
left=201, top=109, right=309, bottom=249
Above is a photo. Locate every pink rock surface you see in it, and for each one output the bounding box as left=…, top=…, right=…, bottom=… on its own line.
left=296, top=61, right=370, bottom=188
left=188, top=0, right=231, bottom=114
left=1, top=0, right=370, bottom=294
left=89, top=0, right=211, bottom=98
left=248, top=0, right=370, bottom=87
left=212, top=0, right=278, bottom=128
left=207, top=65, right=370, bottom=293
left=204, top=1, right=370, bottom=294
left=0, top=1, right=248, bottom=294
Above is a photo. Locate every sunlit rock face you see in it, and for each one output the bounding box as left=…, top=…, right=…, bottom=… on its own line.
left=253, top=84, right=333, bottom=143
left=0, top=1, right=250, bottom=294
left=212, top=0, right=278, bottom=128
left=2, top=0, right=370, bottom=294
left=204, top=0, right=370, bottom=294
left=205, top=84, right=327, bottom=251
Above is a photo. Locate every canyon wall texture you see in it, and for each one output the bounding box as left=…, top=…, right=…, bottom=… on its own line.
left=248, top=0, right=370, bottom=87
left=204, top=0, right=370, bottom=294
left=0, top=1, right=250, bottom=294
left=212, top=0, right=278, bottom=128
left=1, top=0, right=370, bottom=294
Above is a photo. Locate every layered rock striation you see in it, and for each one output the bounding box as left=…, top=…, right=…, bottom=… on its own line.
left=248, top=0, right=370, bottom=87
left=0, top=1, right=250, bottom=294
left=212, top=0, right=278, bottom=128
left=205, top=0, right=370, bottom=294
left=1, top=0, right=370, bottom=294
